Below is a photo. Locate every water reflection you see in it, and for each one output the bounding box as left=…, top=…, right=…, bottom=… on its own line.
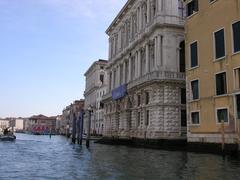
left=0, top=134, right=240, bottom=180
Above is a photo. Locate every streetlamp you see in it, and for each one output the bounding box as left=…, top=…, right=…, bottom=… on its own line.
left=86, top=106, right=93, bottom=148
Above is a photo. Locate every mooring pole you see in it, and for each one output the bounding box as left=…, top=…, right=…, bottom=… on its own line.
left=72, top=113, right=76, bottom=144
left=238, top=118, right=240, bottom=151
left=221, top=120, right=225, bottom=154
left=86, top=108, right=92, bottom=148
left=79, top=110, right=84, bottom=145
left=77, top=113, right=80, bottom=144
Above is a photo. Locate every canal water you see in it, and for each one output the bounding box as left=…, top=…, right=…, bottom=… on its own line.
left=1, top=134, right=240, bottom=180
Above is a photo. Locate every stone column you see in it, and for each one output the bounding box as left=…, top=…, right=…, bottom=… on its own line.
left=117, top=65, right=121, bottom=87
left=156, top=35, right=160, bottom=67
left=139, top=5, right=142, bottom=31
left=123, top=61, right=126, bottom=84
left=111, top=70, right=114, bottom=90
left=128, top=57, right=132, bottom=82
left=137, top=8, right=139, bottom=32
left=159, top=35, right=163, bottom=66
left=118, top=29, right=122, bottom=51
left=130, top=14, right=133, bottom=40
left=114, top=68, right=117, bottom=89
left=135, top=52, right=138, bottom=79
left=158, top=0, right=163, bottom=12
left=147, top=0, right=150, bottom=23
left=108, top=71, right=111, bottom=91
left=145, top=43, right=149, bottom=74
left=138, top=50, right=142, bottom=77
left=155, top=0, right=159, bottom=13
left=154, top=37, right=157, bottom=70
left=112, top=35, right=116, bottom=57
left=108, top=38, right=111, bottom=59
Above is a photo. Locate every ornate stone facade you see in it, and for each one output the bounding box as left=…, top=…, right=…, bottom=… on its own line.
left=84, top=59, right=107, bottom=135
left=102, top=0, right=186, bottom=140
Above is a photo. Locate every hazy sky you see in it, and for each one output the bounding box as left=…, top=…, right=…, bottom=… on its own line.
left=0, top=0, right=127, bottom=118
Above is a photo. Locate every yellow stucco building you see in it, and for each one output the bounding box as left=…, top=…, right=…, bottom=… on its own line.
left=184, top=0, right=240, bottom=144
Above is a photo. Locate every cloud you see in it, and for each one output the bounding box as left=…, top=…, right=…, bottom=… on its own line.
left=43, top=0, right=127, bottom=19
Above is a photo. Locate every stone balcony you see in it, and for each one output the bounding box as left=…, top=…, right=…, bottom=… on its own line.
left=128, top=70, right=185, bottom=89
left=102, top=70, right=185, bottom=101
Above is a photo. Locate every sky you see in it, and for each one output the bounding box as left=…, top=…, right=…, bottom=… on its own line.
left=0, top=0, right=127, bottom=118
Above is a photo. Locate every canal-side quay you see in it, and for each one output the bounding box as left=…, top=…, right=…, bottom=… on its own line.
left=1, top=133, right=240, bottom=180
left=96, top=137, right=239, bottom=156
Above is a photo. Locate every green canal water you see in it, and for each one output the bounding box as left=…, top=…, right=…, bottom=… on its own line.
left=0, top=133, right=240, bottom=180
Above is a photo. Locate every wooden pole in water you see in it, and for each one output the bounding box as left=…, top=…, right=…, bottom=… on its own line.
left=79, top=110, right=84, bottom=145
left=76, top=113, right=80, bottom=144
left=86, top=108, right=92, bottom=148
left=221, top=120, right=225, bottom=153
left=72, top=112, right=76, bottom=144
left=237, top=116, right=240, bottom=151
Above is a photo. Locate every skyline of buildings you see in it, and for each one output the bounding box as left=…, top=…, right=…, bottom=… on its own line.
left=1, top=0, right=240, bottom=149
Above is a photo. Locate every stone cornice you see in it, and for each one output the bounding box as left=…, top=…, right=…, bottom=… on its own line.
left=106, top=0, right=136, bottom=35
left=84, top=59, right=107, bottom=76
left=107, top=20, right=184, bottom=69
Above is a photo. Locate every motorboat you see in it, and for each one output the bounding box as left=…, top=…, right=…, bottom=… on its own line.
left=0, top=135, right=16, bottom=141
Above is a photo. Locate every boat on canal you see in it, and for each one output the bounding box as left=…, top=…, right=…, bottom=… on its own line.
left=0, top=127, right=16, bottom=141
left=0, top=135, right=16, bottom=141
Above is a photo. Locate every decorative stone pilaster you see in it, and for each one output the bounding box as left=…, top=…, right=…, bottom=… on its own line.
left=135, top=52, right=138, bottom=79
left=128, top=57, right=132, bottom=82
left=138, top=50, right=141, bottom=78
left=145, top=43, right=149, bottom=74
left=123, top=61, right=126, bottom=84
left=147, top=0, right=150, bottom=23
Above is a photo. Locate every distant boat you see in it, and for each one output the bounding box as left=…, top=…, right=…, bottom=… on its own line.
left=0, top=135, right=16, bottom=141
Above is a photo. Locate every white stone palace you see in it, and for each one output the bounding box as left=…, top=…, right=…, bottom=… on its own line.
left=84, top=59, right=107, bottom=135
left=102, top=0, right=186, bottom=140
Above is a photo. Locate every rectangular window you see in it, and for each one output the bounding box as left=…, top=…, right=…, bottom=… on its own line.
left=181, top=88, right=186, bottom=104
left=113, top=70, right=116, bottom=88
left=216, top=72, right=227, bottom=95
left=109, top=72, right=112, bottom=90
left=181, top=110, right=187, bottom=127
left=190, top=42, right=198, bottom=68
left=137, top=112, right=141, bottom=127
left=100, top=74, right=104, bottom=84
left=120, top=64, right=123, bottom=85
left=131, top=57, right=135, bottom=80
left=234, top=68, right=240, bottom=89
left=187, top=0, right=198, bottom=17
left=191, top=112, right=200, bottom=125
left=191, top=80, right=199, bottom=100
left=217, top=108, right=228, bottom=123
left=214, top=29, right=225, bottom=59
left=125, top=61, right=129, bottom=83
left=237, top=95, right=240, bottom=119
left=137, top=95, right=141, bottom=106
left=233, top=21, right=240, bottom=53
left=145, top=92, right=149, bottom=104
left=145, top=110, right=150, bottom=126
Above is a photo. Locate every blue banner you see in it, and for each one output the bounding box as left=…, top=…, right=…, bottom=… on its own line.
left=112, top=84, right=127, bottom=100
